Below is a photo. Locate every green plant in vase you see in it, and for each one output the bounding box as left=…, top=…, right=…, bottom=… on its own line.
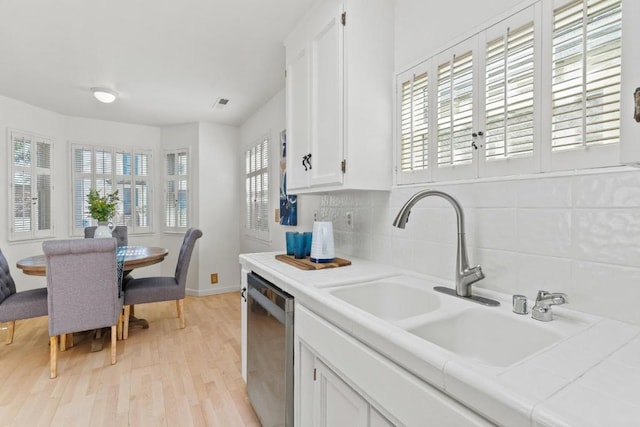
left=87, top=189, right=119, bottom=238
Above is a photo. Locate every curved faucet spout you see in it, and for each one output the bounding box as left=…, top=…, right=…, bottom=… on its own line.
left=393, top=190, right=484, bottom=297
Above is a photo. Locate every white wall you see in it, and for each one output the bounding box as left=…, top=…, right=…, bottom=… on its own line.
left=239, top=89, right=321, bottom=255
left=196, top=122, right=240, bottom=295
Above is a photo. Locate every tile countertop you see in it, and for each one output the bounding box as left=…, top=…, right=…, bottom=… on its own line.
left=239, top=252, right=640, bottom=427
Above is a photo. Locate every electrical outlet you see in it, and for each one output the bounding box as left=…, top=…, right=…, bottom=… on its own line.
left=346, top=211, right=354, bottom=229
left=313, top=211, right=318, bottom=221
left=210, top=273, right=218, bottom=284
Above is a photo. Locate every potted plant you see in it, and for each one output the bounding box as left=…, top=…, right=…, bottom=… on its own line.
left=87, top=188, right=119, bottom=238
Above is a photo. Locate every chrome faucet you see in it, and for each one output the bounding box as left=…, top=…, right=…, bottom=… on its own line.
left=393, top=190, right=495, bottom=305
left=532, top=290, right=568, bottom=321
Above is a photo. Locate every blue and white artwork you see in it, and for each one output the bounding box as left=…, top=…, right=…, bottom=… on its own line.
left=279, top=129, right=297, bottom=225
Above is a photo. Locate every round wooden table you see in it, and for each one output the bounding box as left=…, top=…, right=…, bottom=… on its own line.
left=16, top=245, right=169, bottom=276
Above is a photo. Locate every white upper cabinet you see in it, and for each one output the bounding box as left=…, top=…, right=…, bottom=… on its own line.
left=285, top=0, right=394, bottom=193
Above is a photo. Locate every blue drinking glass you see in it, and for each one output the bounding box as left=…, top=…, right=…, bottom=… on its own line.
left=293, top=232, right=306, bottom=259
left=285, top=231, right=297, bottom=255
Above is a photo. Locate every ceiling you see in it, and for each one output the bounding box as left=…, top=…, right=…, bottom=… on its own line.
left=0, top=0, right=317, bottom=127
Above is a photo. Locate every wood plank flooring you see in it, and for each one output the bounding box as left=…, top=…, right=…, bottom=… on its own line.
left=0, top=292, right=260, bottom=427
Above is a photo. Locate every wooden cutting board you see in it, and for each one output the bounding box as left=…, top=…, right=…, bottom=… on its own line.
left=275, top=254, right=351, bottom=270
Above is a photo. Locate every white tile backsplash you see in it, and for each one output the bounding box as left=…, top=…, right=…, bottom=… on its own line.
left=321, top=168, right=640, bottom=325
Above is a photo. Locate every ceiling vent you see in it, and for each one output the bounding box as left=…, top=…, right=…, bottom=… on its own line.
left=213, top=97, right=230, bottom=109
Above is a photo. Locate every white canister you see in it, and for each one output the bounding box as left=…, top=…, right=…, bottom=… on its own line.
left=310, top=221, right=335, bottom=263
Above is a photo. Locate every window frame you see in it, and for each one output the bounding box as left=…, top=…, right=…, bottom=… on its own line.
left=8, top=128, right=55, bottom=242
left=70, top=143, right=153, bottom=236
left=163, top=148, right=191, bottom=233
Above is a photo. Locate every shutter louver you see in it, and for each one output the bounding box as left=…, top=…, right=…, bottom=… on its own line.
left=485, top=22, right=535, bottom=160
left=551, top=0, right=621, bottom=151
left=400, top=72, right=429, bottom=172
left=437, top=51, right=474, bottom=167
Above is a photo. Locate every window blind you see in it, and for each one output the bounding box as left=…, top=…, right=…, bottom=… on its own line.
left=245, top=138, right=269, bottom=235
left=72, top=144, right=152, bottom=233
left=400, top=72, right=429, bottom=172
left=485, top=21, right=535, bottom=160
left=551, top=0, right=621, bottom=150
left=165, top=150, right=188, bottom=229
left=437, top=51, right=474, bottom=167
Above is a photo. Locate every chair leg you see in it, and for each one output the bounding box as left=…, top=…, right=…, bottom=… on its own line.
left=110, top=325, right=117, bottom=365
left=123, top=305, right=130, bottom=340
left=5, top=321, right=15, bottom=345
left=117, top=310, right=123, bottom=340
left=60, top=334, right=67, bottom=352
left=177, top=299, right=185, bottom=329
left=50, top=336, right=58, bottom=379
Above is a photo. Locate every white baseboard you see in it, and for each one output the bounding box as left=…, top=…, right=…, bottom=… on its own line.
left=186, top=284, right=240, bottom=297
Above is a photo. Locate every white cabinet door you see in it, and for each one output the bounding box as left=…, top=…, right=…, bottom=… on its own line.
left=309, top=0, right=344, bottom=188
left=285, top=0, right=344, bottom=191
left=314, top=359, right=369, bottom=427
left=285, top=35, right=312, bottom=191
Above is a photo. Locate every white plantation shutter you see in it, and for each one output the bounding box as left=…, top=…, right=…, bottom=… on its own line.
left=245, top=137, right=269, bottom=241
left=551, top=0, right=621, bottom=151
left=485, top=21, right=535, bottom=160
left=165, top=150, right=189, bottom=231
left=135, top=152, right=151, bottom=229
left=72, top=144, right=152, bottom=234
left=10, top=130, right=54, bottom=240
left=437, top=50, right=475, bottom=168
left=400, top=71, right=429, bottom=173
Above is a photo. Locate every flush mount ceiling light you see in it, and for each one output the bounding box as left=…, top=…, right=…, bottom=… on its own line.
left=91, top=87, right=118, bottom=104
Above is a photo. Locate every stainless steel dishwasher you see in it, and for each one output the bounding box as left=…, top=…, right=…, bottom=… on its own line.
left=246, top=272, right=294, bottom=427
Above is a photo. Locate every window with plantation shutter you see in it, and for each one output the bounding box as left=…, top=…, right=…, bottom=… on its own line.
left=245, top=137, right=269, bottom=241
left=395, top=0, right=628, bottom=184
left=71, top=144, right=152, bottom=235
left=551, top=0, right=621, bottom=153
left=400, top=71, right=429, bottom=173
left=165, top=150, right=189, bottom=231
left=437, top=50, right=475, bottom=169
left=9, top=130, right=54, bottom=241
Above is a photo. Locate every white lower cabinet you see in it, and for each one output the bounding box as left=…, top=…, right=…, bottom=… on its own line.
left=295, top=304, right=492, bottom=426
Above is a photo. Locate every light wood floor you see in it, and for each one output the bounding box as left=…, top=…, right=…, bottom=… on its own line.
left=0, top=292, right=260, bottom=427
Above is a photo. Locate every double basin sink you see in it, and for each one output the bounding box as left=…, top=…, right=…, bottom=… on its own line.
left=326, top=275, right=592, bottom=368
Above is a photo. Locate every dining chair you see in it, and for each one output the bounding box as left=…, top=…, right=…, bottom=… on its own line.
left=84, top=225, right=128, bottom=246
left=122, top=228, right=203, bottom=339
left=43, top=238, right=123, bottom=379
left=0, top=249, right=48, bottom=345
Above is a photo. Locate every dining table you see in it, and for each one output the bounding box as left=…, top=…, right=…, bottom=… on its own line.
left=16, top=245, right=169, bottom=277
left=16, top=245, right=169, bottom=351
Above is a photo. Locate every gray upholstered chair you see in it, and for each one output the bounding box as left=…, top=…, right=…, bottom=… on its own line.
left=43, top=238, right=123, bottom=379
left=84, top=226, right=128, bottom=246
left=0, top=249, right=48, bottom=344
left=122, top=228, right=202, bottom=339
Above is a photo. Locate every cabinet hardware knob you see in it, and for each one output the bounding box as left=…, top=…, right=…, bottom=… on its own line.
left=307, top=153, right=312, bottom=170
left=302, top=155, right=308, bottom=171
